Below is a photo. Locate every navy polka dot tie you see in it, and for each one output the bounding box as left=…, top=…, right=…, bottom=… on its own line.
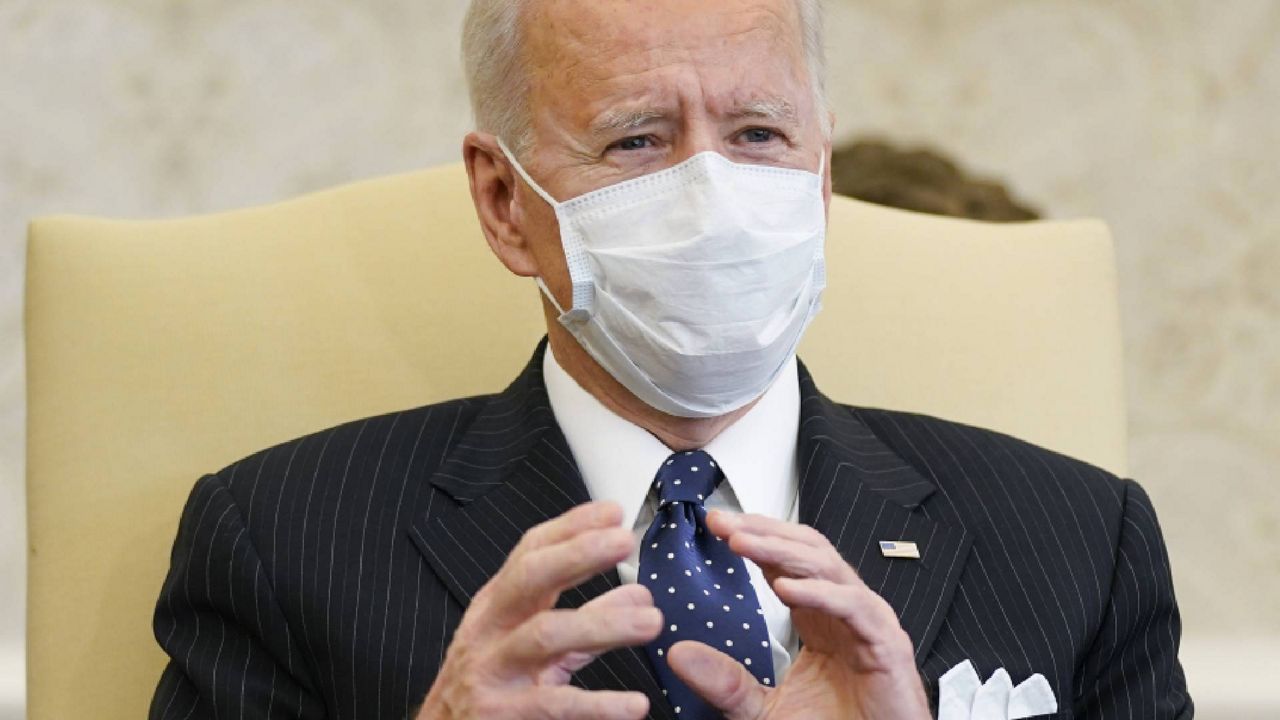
left=638, top=450, right=775, bottom=718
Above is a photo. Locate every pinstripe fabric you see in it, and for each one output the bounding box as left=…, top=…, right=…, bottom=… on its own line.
left=151, top=341, right=1191, bottom=719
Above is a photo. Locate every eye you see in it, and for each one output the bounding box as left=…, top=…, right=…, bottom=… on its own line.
left=609, top=135, right=656, bottom=152
left=739, top=127, right=780, bottom=144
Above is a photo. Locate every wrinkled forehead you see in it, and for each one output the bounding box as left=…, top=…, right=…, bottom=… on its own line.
left=522, top=0, right=811, bottom=131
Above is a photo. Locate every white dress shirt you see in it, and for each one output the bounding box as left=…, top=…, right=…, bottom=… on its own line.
left=543, top=349, right=803, bottom=679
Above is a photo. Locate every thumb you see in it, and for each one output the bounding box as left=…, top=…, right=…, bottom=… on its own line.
left=666, top=641, right=768, bottom=720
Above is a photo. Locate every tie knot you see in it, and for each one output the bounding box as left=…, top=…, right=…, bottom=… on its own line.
left=653, top=450, right=722, bottom=506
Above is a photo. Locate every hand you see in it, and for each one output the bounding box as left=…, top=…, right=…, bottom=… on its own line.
left=664, top=510, right=930, bottom=720
left=416, top=501, right=662, bottom=720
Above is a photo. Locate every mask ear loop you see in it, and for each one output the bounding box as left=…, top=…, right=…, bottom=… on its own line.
left=495, top=136, right=584, bottom=321
left=535, top=277, right=571, bottom=316
left=496, top=136, right=560, bottom=208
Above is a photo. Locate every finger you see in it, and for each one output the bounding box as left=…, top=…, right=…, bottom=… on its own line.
left=666, top=641, right=768, bottom=720
left=471, top=503, right=625, bottom=627
left=728, top=532, right=858, bottom=584
left=706, top=510, right=829, bottom=548
left=515, top=686, right=650, bottom=720
left=487, top=525, right=635, bottom=623
left=773, top=577, right=909, bottom=658
left=515, top=501, right=625, bottom=558
left=581, top=582, right=655, bottom=611
left=542, top=585, right=657, bottom=676
left=501, top=603, right=663, bottom=671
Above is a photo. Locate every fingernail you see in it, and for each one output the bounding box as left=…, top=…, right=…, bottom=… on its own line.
left=596, top=501, right=621, bottom=522
left=634, top=607, right=661, bottom=632
left=674, top=642, right=709, bottom=672
left=627, top=695, right=649, bottom=715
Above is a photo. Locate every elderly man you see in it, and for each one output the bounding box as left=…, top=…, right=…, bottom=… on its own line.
left=149, top=1, right=1191, bottom=719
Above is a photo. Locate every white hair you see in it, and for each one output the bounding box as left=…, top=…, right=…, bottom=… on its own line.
left=461, top=0, right=829, bottom=160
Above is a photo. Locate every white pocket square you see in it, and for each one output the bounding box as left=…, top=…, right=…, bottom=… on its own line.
left=938, top=660, right=1057, bottom=720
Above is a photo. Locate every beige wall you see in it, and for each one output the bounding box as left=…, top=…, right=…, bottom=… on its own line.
left=2, top=0, right=1277, bottom=717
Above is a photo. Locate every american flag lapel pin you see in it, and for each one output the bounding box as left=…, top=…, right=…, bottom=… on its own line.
left=879, top=540, right=920, bottom=559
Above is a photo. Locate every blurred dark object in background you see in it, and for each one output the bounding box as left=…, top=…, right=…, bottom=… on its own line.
left=832, top=138, right=1041, bottom=222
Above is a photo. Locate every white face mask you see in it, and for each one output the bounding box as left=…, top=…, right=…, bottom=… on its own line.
left=499, top=138, right=827, bottom=418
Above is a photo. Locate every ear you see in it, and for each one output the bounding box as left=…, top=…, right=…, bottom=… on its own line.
left=463, top=132, right=540, bottom=277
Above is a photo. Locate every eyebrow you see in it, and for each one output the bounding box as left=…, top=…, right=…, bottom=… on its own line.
left=588, top=108, right=670, bottom=138
left=586, top=96, right=801, bottom=139
left=727, top=98, right=800, bottom=125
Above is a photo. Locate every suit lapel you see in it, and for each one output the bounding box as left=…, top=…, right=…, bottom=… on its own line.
left=795, top=363, right=972, bottom=665
left=409, top=342, right=674, bottom=720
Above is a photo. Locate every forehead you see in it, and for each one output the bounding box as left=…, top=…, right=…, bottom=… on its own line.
left=523, top=0, right=809, bottom=125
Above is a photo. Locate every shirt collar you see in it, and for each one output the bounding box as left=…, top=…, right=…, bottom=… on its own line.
left=543, top=348, right=800, bottom=531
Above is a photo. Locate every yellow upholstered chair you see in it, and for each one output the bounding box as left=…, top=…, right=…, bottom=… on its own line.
left=25, top=162, right=1127, bottom=720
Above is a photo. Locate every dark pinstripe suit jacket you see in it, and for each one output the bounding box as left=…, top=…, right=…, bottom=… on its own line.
left=150, top=342, right=1192, bottom=719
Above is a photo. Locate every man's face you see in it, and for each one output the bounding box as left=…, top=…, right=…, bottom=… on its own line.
left=511, top=0, right=832, bottom=309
